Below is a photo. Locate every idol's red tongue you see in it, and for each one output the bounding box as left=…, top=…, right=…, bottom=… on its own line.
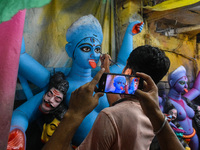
left=184, top=88, right=188, bottom=93
left=120, top=87, right=123, bottom=90
left=89, top=59, right=97, bottom=69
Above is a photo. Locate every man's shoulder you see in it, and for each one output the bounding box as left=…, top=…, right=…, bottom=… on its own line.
left=99, top=100, right=147, bottom=128
left=112, top=98, right=140, bottom=107
left=101, top=99, right=142, bottom=115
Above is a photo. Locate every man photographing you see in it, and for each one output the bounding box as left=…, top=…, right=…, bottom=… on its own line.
left=43, top=45, right=184, bottom=150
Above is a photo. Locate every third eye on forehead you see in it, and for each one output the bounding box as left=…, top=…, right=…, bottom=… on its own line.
left=52, top=89, right=59, bottom=95
left=78, top=43, right=92, bottom=48
left=51, top=88, right=62, bottom=97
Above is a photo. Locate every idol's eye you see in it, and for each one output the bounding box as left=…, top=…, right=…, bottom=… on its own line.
left=80, top=46, right=91, bottom=52
left=179, top=81, right=186, bottom=85
left=94, top=47, right=101, bottom=53
left=47, top=91, right=53, bottom=97
left=50, top=124, right=57, bottom=131
left=55, top=97, right=62, bottom=103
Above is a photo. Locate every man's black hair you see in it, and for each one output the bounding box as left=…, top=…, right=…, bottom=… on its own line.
left=127, top=45, right=170, bottom=84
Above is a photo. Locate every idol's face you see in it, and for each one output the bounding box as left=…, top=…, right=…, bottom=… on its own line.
left=130, top=78, right=138, bottom=90
left=73, top=37, right=101, bottom=69
left=41, top=118, right=60, bottom=143
left=41, top=88, right=64, bottom=113
left=114, top=77, right=126, bottom=90
left=134, top=81, right=138, bottom=90
left=174, top=76, right=188, bottom=93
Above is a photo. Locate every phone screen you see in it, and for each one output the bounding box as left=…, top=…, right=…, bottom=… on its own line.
left=98, top=73, right=143, bottom=95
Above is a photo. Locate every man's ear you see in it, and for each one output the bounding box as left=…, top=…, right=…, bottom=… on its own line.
left=124, top=68, right=132, bottom=75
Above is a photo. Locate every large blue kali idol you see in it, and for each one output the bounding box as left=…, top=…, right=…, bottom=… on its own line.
left=9, top=14, right=144, bottom=148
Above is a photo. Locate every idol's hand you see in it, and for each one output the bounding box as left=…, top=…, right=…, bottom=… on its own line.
left=7, top=128, right=26, bottom=150
left=127, top=21, right=144, bottom=35
left=100, top=54, right=111, bottom=73
left=67, top=68, right=105, bottom=118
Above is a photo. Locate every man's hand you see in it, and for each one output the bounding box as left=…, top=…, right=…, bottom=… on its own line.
left=68, top=68, right=105, bottom=118
left=135, top=72, right=168, bottom=134
left=43, top=69, right=105, bottom=150
left=100, top=54, right=111, bottom=73
left=135, top=72, right=185, bottom=150
left=134, top=72, right=160, bottom=117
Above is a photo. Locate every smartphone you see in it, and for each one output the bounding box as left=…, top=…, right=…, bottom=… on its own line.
left=98, top=73, right=143, bottom=95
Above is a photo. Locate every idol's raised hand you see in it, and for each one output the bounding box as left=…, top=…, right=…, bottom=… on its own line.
left=127, top=21, right=144, bottom=35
